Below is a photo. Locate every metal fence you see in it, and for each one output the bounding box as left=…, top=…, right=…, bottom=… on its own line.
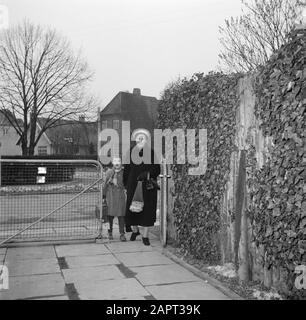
left=0, top=159, right=103, bottom=244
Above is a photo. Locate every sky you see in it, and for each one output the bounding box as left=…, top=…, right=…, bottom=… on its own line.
left=0, top=0, right=243, bottom=108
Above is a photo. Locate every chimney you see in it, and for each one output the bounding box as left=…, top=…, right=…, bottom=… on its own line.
left=133, top=88, right=141, bottom=96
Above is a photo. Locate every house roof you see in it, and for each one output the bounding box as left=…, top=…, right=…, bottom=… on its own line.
left=100, top=93, right=122, bottom=115
left=0, top=112, right=9, bottom=126
left=0, top=109, right=23, bottom=127
left=39, top=118, right=97, bottom=146
left=1, top=110, right=97, bottom=148
left=100, top=90, right=159, bottom=132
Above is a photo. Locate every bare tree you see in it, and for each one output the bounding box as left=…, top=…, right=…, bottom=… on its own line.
left=0, top=21, right=97, bottom=155
left=218, top=0, right=304, bottom=73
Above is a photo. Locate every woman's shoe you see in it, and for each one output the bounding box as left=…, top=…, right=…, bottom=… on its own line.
left=130, top=231, right=140, bottom=241
left=142, top=237, right=150, bottom=246
left=120, top=233, right=127, bottom=242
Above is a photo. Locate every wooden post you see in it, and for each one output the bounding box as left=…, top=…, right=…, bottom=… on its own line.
left=159, top=157, right=168, bottom=247
left=238, top=181, right=250, bottom=281
left=97, top=107, right=101, bottom=162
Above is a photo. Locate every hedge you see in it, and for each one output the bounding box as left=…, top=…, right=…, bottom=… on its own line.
left=248, top=29, right=306, bottom=299
left=157, top=72, right=240, bottom=263
left=0, top=155, right=98, bottom=186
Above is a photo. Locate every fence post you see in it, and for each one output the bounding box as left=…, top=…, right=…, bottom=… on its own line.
left=97, top=166, right=104, bottom=239
left=96, top=107, right=105, bottom=240
left=97, top=107, right=100, bottom=161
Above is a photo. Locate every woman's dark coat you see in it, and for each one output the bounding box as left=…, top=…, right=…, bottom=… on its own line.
left=123, top=147, right=160, bottom=227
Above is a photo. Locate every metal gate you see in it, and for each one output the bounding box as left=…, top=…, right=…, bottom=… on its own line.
left=159, top=158, right=171, bottom=247
left=0, top=159, right=103, bottom=244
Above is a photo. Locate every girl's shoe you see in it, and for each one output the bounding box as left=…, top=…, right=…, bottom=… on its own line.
left=108, top=229, right=113, bottom=240
left=130, top=231, right=140, bottom=241
left=142, top=237, right=150, bottom=246
left=120, top=233, right=127, bottom=242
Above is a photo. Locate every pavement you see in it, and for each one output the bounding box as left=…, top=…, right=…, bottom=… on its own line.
left=0, top=229, right=231, bottom=300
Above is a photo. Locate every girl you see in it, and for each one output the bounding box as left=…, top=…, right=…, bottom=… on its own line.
left=104, top=157, right=127, bottom=242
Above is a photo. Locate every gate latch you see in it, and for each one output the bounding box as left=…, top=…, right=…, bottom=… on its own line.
left=159, top=174, right=171, bottom=178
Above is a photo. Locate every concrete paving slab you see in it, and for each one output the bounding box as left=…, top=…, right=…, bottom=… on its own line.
left=0, top=273, right=65, bottom=300
left=121, top=296, right=146, bottom=300
left=0, top=254, right=5, bottom=263
left=62, top=265, right=125, bottom=283
left=149, top=233, right=159, bottom=241
left=114, top=251, right=174, bottom=267
left=33, top=295, right=69, bottom=300
left=0, top=248, right=6, bottom=255
left=0, top=241, right=232, bottom=300
left=55, top=243, right=110, bottom=257
left=65, top=254, right=119, bottom=269
left=146, top=281, right=230, bottom=300
left=53, top=227, right=91, bottom=235
left=131, top=264, right=200, bottom=286
left=105, top=241, right=154, bottom=253
left=5, top=246, right=56, bottom=261
left=6, top=258, right=60, bottom=276
left=76, top=278, right=149, bottom=300
left=149, top=238, right=161, bottom=244
left=150, top=240, right=163, bottom=249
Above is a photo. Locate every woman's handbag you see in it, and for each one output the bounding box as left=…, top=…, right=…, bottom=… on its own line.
left=129, top=181, right=144, bottom=213
left=144, top=172, right=160, bottom=191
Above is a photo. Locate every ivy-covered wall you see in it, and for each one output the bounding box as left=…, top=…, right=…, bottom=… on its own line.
left=158, top=72, right=240, bottom=263
left=248, top=28, right=306, bottom=299
left=157, top=29, right=305, bottom=299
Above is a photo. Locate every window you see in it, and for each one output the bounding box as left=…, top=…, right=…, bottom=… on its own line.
left=113, top=120, right=120, bottom=130
left=2, top=127, right=8, bottom=135
left=38, top=146, right=48, bottom=155
left=101, top=120, right=108, bottom=130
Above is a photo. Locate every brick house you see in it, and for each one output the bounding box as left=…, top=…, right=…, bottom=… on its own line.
left=41, top=117, right=97, bottom=156
left=99, top=88, right=159, bottom=158
left=0, top=110, right=97, bottom=156
left=0, top=111, right=51, bottom=156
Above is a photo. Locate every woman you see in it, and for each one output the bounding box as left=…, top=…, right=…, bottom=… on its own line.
left=123, top=129, right=160, bottom=246
left=104, top=157, right=127, bottom=242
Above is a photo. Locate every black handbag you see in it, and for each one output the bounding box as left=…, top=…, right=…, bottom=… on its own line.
left=145, top=172, right=160, bottom=190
